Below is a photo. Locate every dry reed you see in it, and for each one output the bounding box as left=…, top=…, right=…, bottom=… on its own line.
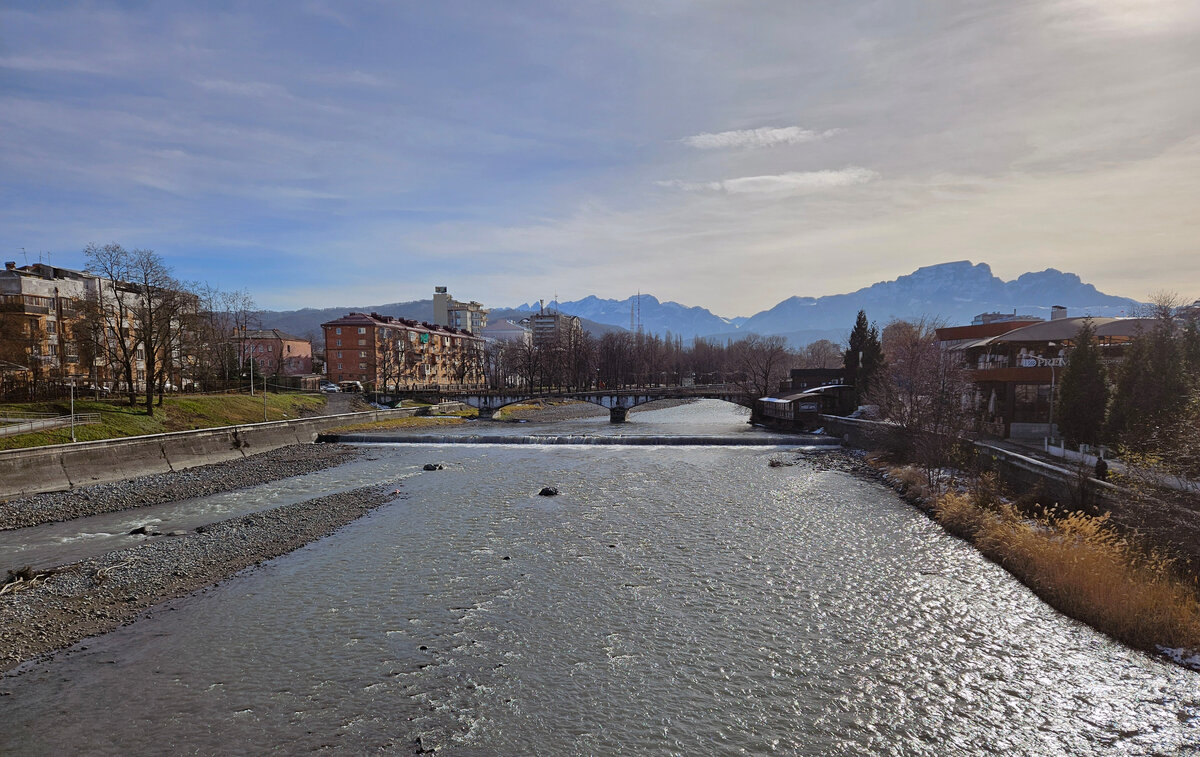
left=932, top=491, right=1200, bottom=656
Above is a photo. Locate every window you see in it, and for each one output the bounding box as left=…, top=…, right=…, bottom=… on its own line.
left=335, top=327, right=342, bottom=335
left=335, top=339, right=341, bottom=347
left=267, top=345, right=273, bottom=352
left=358, top=327, right=366, bottom=334
left=336, top=351, right=342, bottom=358
left=359, top=362, right=367, bottom=369
left=359, top=351, right=367, bottom=358
left=337, top=363, right=343, bottom=370
left=358, top=339, right=366, bottom=346
left=46, top=321, right=56, bottom=335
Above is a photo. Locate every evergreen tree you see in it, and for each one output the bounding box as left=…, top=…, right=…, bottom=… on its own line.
left=844, top=310, right=884, bottom=405
left=1055, top=319, right=1108, bottom=446
left=1108, top=306, right=1188, bottom=443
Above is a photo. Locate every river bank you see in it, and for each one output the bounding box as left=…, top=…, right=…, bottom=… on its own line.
left=845, top=449, right=1200, bottom=670
left=1, top=482, right=398, bottom=673
left=0, top=443, right=361, bottom=531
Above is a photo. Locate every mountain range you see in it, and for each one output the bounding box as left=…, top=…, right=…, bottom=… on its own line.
left=257, top=261, right=1145, bottom=347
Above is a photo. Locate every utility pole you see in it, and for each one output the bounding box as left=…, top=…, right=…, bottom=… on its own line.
left=69, top=379, right=76, bottom=443
left=263, top=373, right=268, bottom=422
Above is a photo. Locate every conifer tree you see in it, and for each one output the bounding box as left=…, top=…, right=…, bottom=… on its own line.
left=1055, top=319, right=1108, bottom=446
left=1108, top=305, right=1187, bottom=443
left=844, top=310, right=884, bottom=406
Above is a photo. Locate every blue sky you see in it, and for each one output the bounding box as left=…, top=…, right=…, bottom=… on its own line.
left=2, top=1, right=1198, bottom=316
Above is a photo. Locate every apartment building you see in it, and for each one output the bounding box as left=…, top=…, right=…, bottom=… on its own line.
left=0, top=261, right=195, bottom=396
left=321, top=312, right=485, bottom=390
left=524, top=310, right=582, bottom=348
left=432, top=286, right=488, bottom=334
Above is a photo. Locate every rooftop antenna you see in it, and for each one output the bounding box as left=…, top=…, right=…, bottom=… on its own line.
left=20, top=248, right=28, bottom=265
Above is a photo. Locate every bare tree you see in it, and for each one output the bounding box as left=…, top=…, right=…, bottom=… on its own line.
left=869, top=318, right=973, bottom=487
left=84, top=243, right=142, bottom=407
left=731, top=334, right=792, bottom=399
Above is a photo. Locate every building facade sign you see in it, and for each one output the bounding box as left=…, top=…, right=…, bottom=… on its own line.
left=1019, top=356, right=1065, bottom=368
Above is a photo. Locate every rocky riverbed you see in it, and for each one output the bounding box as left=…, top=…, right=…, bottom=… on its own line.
left=0, top=443, right=362, bottom=531
left=0, top=483, right=399, bottom=673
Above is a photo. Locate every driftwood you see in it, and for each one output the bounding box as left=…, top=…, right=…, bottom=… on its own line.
left=94, top=559, right=134, bottom=584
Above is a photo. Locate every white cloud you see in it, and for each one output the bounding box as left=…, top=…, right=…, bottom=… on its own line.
left=682, top=126, right=839, bottom=150
left=658, top=167, right=878, bottom=195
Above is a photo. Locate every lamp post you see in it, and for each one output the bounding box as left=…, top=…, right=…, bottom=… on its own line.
left=69, top=377, right=76, bottom=443
left=1047, top=342, right=1057, bottom=442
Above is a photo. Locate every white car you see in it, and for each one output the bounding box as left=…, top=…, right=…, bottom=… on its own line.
left=320, top=383, right=340, bottom=393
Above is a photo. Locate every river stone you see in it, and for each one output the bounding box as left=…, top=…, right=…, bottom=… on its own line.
left=538, top=487, right=559, bottom=496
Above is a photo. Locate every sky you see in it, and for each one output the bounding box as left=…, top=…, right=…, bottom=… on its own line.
left=2, top=1, right=1199, bottom=317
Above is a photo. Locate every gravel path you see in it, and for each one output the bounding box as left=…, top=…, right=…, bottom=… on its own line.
left=0, top=483, right=400, bottom=673
left=0, top=443, right=362, bottom=531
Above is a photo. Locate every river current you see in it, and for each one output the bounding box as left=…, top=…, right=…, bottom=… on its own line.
left=2, top=401, right=1198, bottom=755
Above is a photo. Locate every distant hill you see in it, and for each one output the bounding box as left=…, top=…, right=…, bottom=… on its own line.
left=514, top=294, right=734, bottom=340
left=738, top=261, right=1143, bottom=338
left=257, top=261, right=1146, bottom=349
left=515, top=261, right=1144, bottom=347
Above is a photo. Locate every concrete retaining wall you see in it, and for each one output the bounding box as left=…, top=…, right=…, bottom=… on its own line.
left=0, top=402, right=469, bottom=499
left=819, top=414, right=1119, bottom=511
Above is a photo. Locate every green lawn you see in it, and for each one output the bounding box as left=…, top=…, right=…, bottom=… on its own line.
left=0, top=394, right=328, bottom=450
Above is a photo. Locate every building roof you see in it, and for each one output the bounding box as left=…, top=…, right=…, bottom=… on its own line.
left=320, top=311, right=481, bottom=339
left=986, top=317, right=1122, bottom=343
left=244, top=328, right=307, bottom=342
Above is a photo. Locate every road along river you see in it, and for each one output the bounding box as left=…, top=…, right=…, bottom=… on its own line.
left=1, top=401, right=1198, bottom=755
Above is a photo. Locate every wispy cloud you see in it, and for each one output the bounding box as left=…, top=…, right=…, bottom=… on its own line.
left=681, top=126, right=839, bottom=150
left=658, top=167, right=878, bottom=195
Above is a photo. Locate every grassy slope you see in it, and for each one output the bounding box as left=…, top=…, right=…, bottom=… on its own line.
left=0, top=394, right=327, bottom=450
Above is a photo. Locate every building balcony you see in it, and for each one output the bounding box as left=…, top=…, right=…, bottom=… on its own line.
left=966, top=366, right=1056, bottom=383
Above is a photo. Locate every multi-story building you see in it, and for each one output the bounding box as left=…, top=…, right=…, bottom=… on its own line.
left=480, top=319, right=532, bottom=345
left=432, top=286, right=488, bottom=334
left=237, top=329, right=313, bottom=376
left=938, top=309, right=1155, bottom=439
left=321, top=312, right=485, bottom=390
left=0, top=261, right=196, bottom=396
left=524, top=310, right=583, bottom=348
left=0, top=262, right=91, bottom=385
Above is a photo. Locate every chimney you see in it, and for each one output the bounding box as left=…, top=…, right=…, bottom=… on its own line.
left=1051, top=305, right=1067, bottom=320
left=4, top=262, right=14, bottom=270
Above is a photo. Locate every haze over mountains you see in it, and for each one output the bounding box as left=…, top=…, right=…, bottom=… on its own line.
left=259, top=261, right=1145, bottom=347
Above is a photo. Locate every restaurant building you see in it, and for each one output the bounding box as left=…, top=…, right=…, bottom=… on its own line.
left=938, top=311, right=1155, bottom=439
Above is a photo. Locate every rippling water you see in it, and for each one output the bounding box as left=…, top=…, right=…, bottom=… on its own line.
left=2, top=402, right=1198, bottom=755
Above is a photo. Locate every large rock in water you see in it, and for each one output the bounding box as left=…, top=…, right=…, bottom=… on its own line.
left=423, top=463, right=444, bottom=471
left=538, top=487, right=559, bottom=496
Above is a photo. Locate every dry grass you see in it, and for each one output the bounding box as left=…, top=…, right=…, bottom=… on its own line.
left=932, top=491, right=1200, bottom=656
left=327, top=416, right=468, bottom=433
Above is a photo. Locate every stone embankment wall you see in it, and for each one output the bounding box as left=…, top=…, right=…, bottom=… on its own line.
left=0, top=403, right=467, bottom=499
left=819, top=415, right=1119, bottom=511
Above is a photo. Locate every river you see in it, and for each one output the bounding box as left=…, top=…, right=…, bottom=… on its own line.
left=1, top=401, right=1197, bottom=755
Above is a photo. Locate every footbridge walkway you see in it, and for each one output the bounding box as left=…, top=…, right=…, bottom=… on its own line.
left=394, top=384, right=753, bottom=423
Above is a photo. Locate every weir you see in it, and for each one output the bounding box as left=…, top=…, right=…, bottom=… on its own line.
left=319, top=432, right=841, bottom=447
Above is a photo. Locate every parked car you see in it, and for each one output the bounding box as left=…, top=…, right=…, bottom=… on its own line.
left=338, top=381, right=364, bottom=393
left=320, top=382, right=340, bottom=393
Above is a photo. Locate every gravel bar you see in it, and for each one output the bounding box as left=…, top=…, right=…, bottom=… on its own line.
left=0, top=443, right=362, bottom=531
left=0, top=482, right=399, bottom=673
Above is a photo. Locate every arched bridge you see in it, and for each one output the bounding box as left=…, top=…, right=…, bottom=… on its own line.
left=398, top=385, right=753, bottom=423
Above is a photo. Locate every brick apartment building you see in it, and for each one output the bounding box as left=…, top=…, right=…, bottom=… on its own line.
left=321, top=312, right=485, bottom=390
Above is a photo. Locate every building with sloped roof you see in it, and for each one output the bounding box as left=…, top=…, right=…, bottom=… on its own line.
left=321, top=312, right=484, bottom=391
left=239, top=328, right=313, bottom=376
